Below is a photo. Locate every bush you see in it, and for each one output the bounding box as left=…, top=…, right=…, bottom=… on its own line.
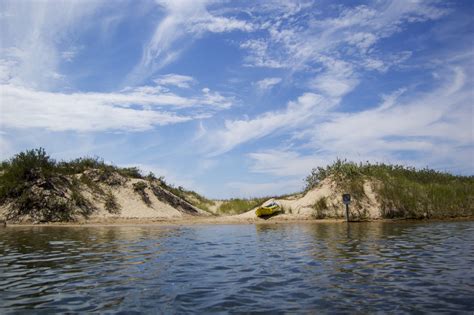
left=104, top=190, right=120, bottom=214
left=0, top=148, right=56, bottom=200
left=133, top=182, right=151, bottom=206
left=58, top=157, right=142, bottom=179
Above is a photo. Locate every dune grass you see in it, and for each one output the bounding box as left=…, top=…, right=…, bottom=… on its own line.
left=2, top=149, right=472, bottom=221
left=306, top=159, right=474, bottom=219
left=218, top=197, right=270, bottom=215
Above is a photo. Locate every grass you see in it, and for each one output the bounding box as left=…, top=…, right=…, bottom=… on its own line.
left=218, top=197, right=270, bottom=215
left=1, top=149, right=472, bottom=222
left=306, top=159, right=474, bottom=219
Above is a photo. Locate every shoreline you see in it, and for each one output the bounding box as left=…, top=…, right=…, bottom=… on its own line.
left=4, top=215, right=474, bottom=227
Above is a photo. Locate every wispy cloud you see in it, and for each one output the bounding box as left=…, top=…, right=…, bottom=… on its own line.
left=0, top=0, right=106, bottom=90
left=154, top=73, right=196, bottom=88
left=310, top=67, right=472, bottom=168
left=244, top=66, right=473, bottom=179
left=308, top=57, right=358, bottom=99
left=240, top=1, right=448, bottom=73
left=126, top=0, right=255, bottom=85
left=61, top=47, right=81, bottom=62
left=255, top=77, right=282, bottom=91
left=201, top=0, right=454, bottom=159
left=203, top=93, right=332, bottom=156
left=248, top=149, right=326, bottom=178
left=1, top=83, right=233, bottom=132
left=0, top=0, right=471, bottom=199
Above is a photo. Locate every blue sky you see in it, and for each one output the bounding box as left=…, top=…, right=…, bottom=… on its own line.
left=0, top=0, right=473, bottom=198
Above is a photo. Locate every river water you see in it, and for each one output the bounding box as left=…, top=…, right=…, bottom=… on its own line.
left=1, top=221, right=473, bottom=313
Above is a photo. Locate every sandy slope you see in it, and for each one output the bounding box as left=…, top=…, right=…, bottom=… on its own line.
left=235, top=177, right=382, bottom=220
left=88, top=179, right=183, bottom=220
left=0, top=173, right=381, bottom=224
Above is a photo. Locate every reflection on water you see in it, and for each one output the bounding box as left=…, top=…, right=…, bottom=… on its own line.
left=1, top=222, right=473, bottom=313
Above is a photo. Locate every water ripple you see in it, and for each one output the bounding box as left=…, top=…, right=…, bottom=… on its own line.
left=0, top=222, right=473, bottom=313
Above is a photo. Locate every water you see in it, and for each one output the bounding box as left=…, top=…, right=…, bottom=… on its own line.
left=1, top=222, right=473, bottom=313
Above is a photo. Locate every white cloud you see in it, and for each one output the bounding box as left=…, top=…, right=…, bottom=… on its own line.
left=154, top=73, right=196, bottom=88
left=244, top=66, right=473, bottom=178
left=309, top=57, right=359, bottom=99
left=61, top=47, right=81, bottom=62
left=248, top=149, right=326, bottom=177
left=240, top=39, right=285, bottom=68
left=346, top=32, right=377, bottom=53
left=190, top=15, right=254, bottom=33
left=255, top=77, right=282, bottom=91
left=240, top=0, right=448, bottom=79
left=314, top=67, right=470, bottom=152
left=0, top=0, right=105, bottom=89
left=204, top=93, right=331, bottom=156
left=127, top=0, right=255, bottom=84
left=0, top=83, right=233, bottom=132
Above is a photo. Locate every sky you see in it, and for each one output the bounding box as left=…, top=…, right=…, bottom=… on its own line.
left=0, top=0, right=473, bottom=198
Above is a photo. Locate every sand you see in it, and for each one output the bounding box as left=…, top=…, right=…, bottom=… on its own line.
left=0, top=174, right=395, bottom=225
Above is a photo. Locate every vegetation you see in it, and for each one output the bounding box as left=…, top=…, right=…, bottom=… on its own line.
left=0, top=148, right=97, bottom=221
left=157, top=178, right=215, bottom=213
left=218, top=197, right=270, bottom=215
left=104, top=190, right=120, bottom=214
left=312, top=197, right=328, bottom=219
left=0, top=148, right=143, bottom=221
left=58, top=157, right=142, bottom=179
left=0, top=148, right=55, bottom=200
left=133, top=182, right=151, bottom=206
left=306, top=159, right=474, bottom=219
left=1, top=149, right=472, bottom=222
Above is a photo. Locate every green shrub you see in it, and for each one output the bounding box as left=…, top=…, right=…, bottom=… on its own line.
left=0, top=148, right=56, bottom=200
left=218, top=197, right=270, bottom=215
left=80, top=174, right=105, bottom=195
left=70, top=178, right=95, bottom=217
left=133, top=182, right=151, bottom=206
left=104, top=190, right=120, bottom=214
left=58, top=156, right=142, bottom=178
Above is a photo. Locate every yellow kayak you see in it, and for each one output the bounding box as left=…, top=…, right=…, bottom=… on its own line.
left=255, top=203, right=280, bottom=217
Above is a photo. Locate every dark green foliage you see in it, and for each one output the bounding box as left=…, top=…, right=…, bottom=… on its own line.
left=104, top=190, right=120, bottom=214
left=306, top=159, right=474, bottom=219
left=312, top=197, right=328, bottom=219
left=0, top=149, right=104, bottom=222
left=133, top=181, right=148, bottom=191
left=145, top=172, right=157, bottom=181
left=58, top=156, right=142, bottom=178
left=0, top=148, right=214, bottom=221
left=0, top=148, right=56, bottom=201
left=79, top=174, right=105, bottom=195
left=133, top=182, right=151, bottom=206
left=218, top=197, right=270, bottom=215
left=157, top=177, right=214, bottom=212
left=118, top=167, right=142, bottom=179
left=70, top=178, right=95, bottom=217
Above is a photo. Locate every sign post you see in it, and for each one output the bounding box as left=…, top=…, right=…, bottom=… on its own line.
left=342, top=194, right=351, bottom=222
